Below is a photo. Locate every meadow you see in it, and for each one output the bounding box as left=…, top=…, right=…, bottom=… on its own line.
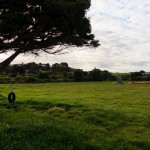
left=0, top=82, right=150, bottom=150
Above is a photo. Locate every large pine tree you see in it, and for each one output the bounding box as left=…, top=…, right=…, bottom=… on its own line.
left=0, top=0, right=99, bottom=71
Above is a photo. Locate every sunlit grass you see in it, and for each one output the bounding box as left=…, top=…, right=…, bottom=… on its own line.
left=0, top=82, right=150, bottom=149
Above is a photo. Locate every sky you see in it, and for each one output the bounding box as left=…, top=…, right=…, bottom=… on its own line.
left=0, top=0, right=150, bottom=72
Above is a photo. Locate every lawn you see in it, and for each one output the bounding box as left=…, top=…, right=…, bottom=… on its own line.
left=0, top=82, right=150, bottom=150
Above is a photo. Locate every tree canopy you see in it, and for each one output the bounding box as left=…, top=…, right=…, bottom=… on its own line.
left=0, top=0, right=99, bottom=71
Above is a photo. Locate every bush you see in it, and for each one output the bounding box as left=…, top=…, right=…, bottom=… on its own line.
left=38, top=72, right=49, bottom=79
left=26, top=76, right=37, bottom=83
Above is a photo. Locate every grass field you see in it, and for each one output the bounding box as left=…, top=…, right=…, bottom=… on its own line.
left=0, top=82, right=150, bottom=150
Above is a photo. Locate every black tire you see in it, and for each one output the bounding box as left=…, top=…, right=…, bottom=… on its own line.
left=8, top=92, right=16, bottom=103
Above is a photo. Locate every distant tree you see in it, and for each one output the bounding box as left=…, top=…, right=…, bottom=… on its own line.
left=10, top=64, right=25, bottom=74
left=62, top=72, right=68, bottom=81
left=83, top=71, right=88, bottom=81
left=129, top=70, right=148, bottom=81
left=38, top=71, right=49, bottom=79
left=0, top=0, right=99, bottom=72
left=89, top=68, right=102, bottom=81
left=26, top=76, right=37, bottom=83
left=60, top=62, right=69, bottom=72
left=51, top=63, right=60, bottom=72
left=44, top=63, right=51, bottom=71
left=130, top=71, right=143, bottom=81
left=101, top=70, right=114, bottom=81
left=25, top=62, right=39, bottom=73
left=139, top=70, right=145, bottom=74
left=74, top=69, right=84, bottom=81
left=38, top=63, right=50, bottom=71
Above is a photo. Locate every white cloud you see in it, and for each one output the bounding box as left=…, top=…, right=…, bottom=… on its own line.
left=0, top=0, right=150, bottom=72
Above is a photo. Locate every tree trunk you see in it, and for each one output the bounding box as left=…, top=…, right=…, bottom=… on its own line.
left=0, top=51, right=20, bottom=72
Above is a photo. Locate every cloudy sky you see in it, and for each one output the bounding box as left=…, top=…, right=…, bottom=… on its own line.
left=1, top=0, right=150, bottom=72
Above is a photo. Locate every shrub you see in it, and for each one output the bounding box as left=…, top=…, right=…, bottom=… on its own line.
left=38, top=72, right=49, bottom=79
left=26, top=76, right=37, bottom=83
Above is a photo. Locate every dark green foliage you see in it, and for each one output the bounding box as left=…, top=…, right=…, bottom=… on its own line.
left=130, top=70, right=150, bottom=81
left=0, top=62, right=115, bottom=83
left=0, top=0, right=98, bottom=49
left=51, top=63, right=62, bottom=72
left=25, top=62, right=39, bottom=74
left=0, top=0, right=99, bottom=71
left=9, top=64, right=26, bottom=74
left=51, top=63, right=69, bottom=72
left=74, top=69, right=84, bottom=81
left=113, top=70, right=150, bottom=81
left=38, top=71, right=50, bottom=79
left=26, top=76, right=37, bottom=83
left=88, top=68, right=103, bottom=81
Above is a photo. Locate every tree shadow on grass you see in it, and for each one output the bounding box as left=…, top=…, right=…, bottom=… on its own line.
left=0, top=99, right=83, bottom=113
left=1, top=121, right=149, bottom=150
left=0, top=123, right=92, bottom=150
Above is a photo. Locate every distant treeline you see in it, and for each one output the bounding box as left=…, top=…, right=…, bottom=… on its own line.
left=0, top=62, right=150, bottom=83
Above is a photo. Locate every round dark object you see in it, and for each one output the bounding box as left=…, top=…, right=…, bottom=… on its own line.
left=8, top=92, right=16, bottom=103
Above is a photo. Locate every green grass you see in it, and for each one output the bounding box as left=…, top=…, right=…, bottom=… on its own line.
left=0, top=82, right=150, bottom=149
